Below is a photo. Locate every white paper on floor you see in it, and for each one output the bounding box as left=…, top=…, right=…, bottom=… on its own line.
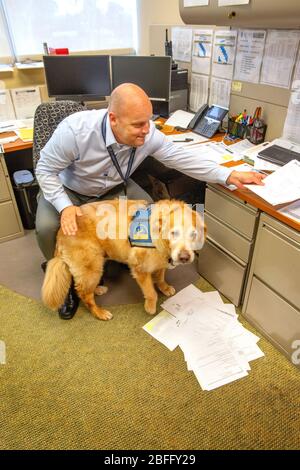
left=143, top=284, right=264, bottom=391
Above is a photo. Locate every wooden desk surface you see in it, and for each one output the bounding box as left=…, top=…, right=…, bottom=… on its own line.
left=1, top=131, right=33, bottom=153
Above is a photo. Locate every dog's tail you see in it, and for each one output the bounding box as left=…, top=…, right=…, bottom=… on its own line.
left=42, top=257, right=72, bottom=310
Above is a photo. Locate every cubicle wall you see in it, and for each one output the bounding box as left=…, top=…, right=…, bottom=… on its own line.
left=149, top=24, right=293, bottom=141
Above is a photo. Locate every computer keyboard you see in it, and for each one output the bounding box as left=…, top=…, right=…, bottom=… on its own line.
left=258, top=144, right=300, bottom=166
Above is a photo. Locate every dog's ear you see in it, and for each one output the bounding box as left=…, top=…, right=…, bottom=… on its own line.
left=191, top=207, right=207, bottom=247
left=152, top=213, right=163, bottom=235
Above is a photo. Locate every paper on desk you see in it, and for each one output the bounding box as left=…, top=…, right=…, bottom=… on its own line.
left=164, top=110, right=194, bottom=128
left=245, top=160, right=300, bottom=205
left=0, top=135, right=18, bottom=145
left=225, top=139, right=255, bottom=158
left=186, top=141, right=235, bottom=164
left=278, top=199, right=300, bottom=223
left=17, top=127, right=33, bottom=142
left=0, top=118, right=33, bottom=132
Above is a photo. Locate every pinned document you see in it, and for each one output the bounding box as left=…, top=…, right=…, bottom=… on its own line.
left=0, top=90, right=16, bottom=122
left=192, top=29, right=213, bottom=76
left=172, top=27, right=193, bottom=63
left=212, top=30, right=237, bottom=80
left=10, top=86, right=41, bottom=120
left=234, top=29, right=266, bottom=83
left=260, top=30, right=300, bottom=89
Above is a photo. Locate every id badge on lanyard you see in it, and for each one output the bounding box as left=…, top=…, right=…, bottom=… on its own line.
left=101, top=112, right=136, bottom=196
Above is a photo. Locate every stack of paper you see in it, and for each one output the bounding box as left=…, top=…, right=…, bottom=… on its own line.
left=16, top=127, right=33, bottom=142
left=245, top=159, right=300, bottom=205
left=164, top=110, right=195, bottom=128
left=0, top=118, right=33, bottom=132
left=143, top=284, right=264, bottom=391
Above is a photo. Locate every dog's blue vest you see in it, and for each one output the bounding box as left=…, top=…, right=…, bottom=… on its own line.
left=129, top=207, right=154, bottom=248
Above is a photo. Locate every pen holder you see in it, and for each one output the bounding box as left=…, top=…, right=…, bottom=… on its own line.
left=228, top=118, right=249, bottom=139
left=248, top=119, right=267, bottom=145
left=228, top=118, right=267, bottom=144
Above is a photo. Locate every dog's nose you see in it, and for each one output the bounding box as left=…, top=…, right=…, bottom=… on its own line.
left=178, top=250, right=191, bottom=264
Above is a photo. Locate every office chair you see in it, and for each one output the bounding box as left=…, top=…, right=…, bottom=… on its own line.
left=32, top=100, right=86, bottom=168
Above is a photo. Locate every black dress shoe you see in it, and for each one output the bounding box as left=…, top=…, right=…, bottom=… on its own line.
left=58, top=281, right=79, bottom=320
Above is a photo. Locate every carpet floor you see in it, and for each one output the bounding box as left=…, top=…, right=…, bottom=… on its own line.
left=0, top=280, right=299, bottom=450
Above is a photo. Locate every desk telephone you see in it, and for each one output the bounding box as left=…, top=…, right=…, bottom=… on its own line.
left=188, top=104, right=229, bottom=138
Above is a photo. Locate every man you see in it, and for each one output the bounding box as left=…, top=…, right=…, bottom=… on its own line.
left=35, top=83, right=265, bottom=319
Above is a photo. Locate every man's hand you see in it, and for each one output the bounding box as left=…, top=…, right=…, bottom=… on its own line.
left=226, top=170, right=266, bottom=189
left=60, top=206, right=83, bottom=236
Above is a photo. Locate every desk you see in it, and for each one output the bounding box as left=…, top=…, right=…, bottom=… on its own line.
left=197, top=164, right=299, bottom=368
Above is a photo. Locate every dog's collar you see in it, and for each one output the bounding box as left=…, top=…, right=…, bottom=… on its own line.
left=129, top=206, right=154, bottom=248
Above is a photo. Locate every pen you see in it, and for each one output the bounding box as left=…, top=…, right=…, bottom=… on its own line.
left=254, top=169, right=269, bottom=176
left=173, top=138, right=194, bottom=142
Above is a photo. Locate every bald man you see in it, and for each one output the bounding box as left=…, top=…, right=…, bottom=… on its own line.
left=35, top=83, right=265, bottom=319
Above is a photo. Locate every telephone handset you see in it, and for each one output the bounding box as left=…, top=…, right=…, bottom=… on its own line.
left=187, top=104, right=209, bottom=130
left=188, top=104, right=228, bottom=138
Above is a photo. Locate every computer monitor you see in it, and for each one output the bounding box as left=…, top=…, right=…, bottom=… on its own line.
left=43, top=55, right=111, bottom=101
left=111, top=55, right=171, bottom=101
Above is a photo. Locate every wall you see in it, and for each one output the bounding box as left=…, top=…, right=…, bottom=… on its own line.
left=137, top=0, right=184, bottom=55
left=149, top=21, right=296, bottom=141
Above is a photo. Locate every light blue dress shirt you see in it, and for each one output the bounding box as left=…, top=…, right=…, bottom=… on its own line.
left=35, top=108, right=232, bottom=213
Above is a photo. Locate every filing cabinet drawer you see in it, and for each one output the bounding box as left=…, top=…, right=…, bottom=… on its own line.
left=243, top=276, right=300, bottom=368
left=252, top=216, right=300, bottom=309
left=0, top=201, right=22, bottom=240
left=205, top=211, right=252, bottom=263
left=0, top=161, right=10, bottom=202
left=198, top=239, right=247, bottom=306
left=206, top=186, right=258, bottom=239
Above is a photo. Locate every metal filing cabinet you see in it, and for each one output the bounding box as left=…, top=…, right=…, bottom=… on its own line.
left=242, top=213, right=300, bottom=367
left=197, top=184, right=259, bottom=306
left=0, top=154, right=24, bottom=242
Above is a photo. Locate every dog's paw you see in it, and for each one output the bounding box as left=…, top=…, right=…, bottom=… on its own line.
left=94, top=308, right=113, bottom=321
left=145, top=299, right=157, bottom=315
left=157, top=283, right=176, bottom=297
left=95, top=285, right=108, bottom=296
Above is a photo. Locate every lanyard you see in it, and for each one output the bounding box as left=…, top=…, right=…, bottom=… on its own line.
left=101, top=112, right=136, bottom=196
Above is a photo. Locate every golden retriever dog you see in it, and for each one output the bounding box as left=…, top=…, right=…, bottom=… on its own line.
left=42, top=199, right=206, bottom=320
